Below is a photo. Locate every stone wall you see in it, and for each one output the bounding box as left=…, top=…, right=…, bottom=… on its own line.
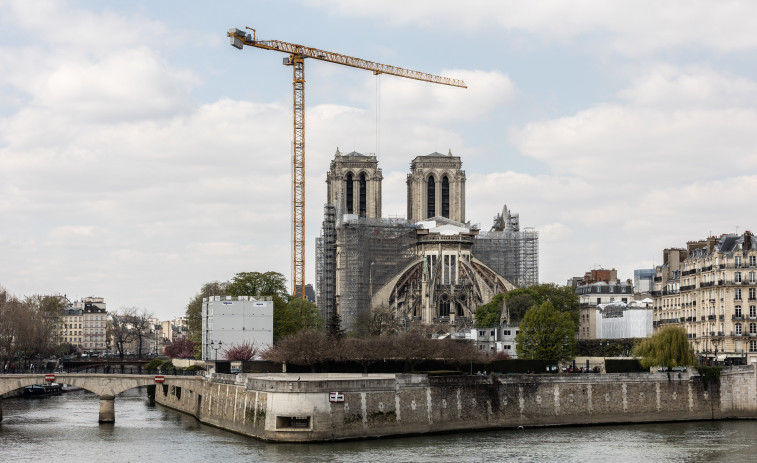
left=154, top=368, right=757, bottom=443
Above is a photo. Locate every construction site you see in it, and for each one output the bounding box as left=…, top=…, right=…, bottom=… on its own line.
left=315, top=150, right=539, bottom=332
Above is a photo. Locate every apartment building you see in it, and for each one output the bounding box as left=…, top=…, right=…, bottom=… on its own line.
left=653, top=232, right=757, bottom=365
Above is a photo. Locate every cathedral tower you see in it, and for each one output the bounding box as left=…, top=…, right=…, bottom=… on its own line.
left=326, top=149, right=382, bottom=218
left=406, top=151, right=465, bottom=223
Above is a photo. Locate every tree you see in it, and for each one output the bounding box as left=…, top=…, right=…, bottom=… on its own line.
left=262, top=330, right=335, bottom=371
left=109, top=308, right=136, bottom=359
left=127, top=308, right=154, bottom=358
left=164, top=336, right=195, bottom=358
left=185, top=280, right=228, bottom=358
left=474, top=293, right=505, bottom=328
left=286, top=298, right=324, bottom=331
left=352, top=305, right=400, bottom=337
left=227, top=271, right=289, bottom=300
left=634, top=326, right=696, bottom=371
left=516, top=301, right=576, bottom=361
left=505, top=283, right=579, bottom=326
left=326, top=310, right=346, bottom=340
left=223, top=340, right=260, bottom=361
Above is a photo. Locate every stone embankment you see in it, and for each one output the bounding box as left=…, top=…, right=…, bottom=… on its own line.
left=154, top=366, right=757, bottom=442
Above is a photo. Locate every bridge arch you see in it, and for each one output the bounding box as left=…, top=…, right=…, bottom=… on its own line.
left=0, top=374, right=204, bottom=423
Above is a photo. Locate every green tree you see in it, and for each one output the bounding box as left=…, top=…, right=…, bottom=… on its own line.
left=474, top=293, right=505, bottom=327
left=185, top=281, right=228, bottom=358
left=516, top=301, right=576, bottom=361
left=505, top=283, right=579, bottom=326
left=227, top=271, right=289, bottom=300
left=273, top=298, right=323, bottom=341
left=326, top=310, right=346, bottom=339
left=634, top=326, right=696, bottom=371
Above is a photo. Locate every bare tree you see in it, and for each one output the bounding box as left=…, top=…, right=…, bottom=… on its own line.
left=127, top=308, right=153, bottom=358
left=109, top=308, right=136, bottom=359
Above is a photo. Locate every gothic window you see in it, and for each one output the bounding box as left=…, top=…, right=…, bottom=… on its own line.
left=439, top=294, right=450, bottom=317
left=359, top=173, right=367, bottom=217
left=441, top=175, right=450, bottom=218
left=427, top=176, right=436, bottom=218
left=456, top=303, right=464, bottom=316
left=345, top=172, right=354, bottom=214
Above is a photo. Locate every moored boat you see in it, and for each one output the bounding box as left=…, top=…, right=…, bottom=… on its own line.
left=23, top=383, right=62, bottom=397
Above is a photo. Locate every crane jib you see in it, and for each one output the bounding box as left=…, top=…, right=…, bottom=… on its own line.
left=227, top=26, right=466, bottom=298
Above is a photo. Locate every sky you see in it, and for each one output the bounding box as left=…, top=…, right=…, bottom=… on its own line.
left=2, top=0, right=757, bottom=320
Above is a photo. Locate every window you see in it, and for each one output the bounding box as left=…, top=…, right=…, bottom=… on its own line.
left=751, top=340, right=757, bottom=353
left=426, top=176, right=436, bottom=218
left=751, top=255, right=757, bottom=267
left=345, top=172, right=354, bottom=214
left=752, top=306, right=757, bottom=318
left=441, top=175, right=450, bottom=218
left=736, top=306, right=743, bottom=317
left=750, top=288, right=756, bottom=300
left=736, top=256, right=743, bottom=268
left=736, top=272, right=742, bottom=283
left=503, top=330, right=511, bottom=336
left=358, top=173, right=367, bottom=217
left=751, top=272, right=756, bottom=284
left=750, top=323, right=756, bottom=334
left=736, top=288, right=742, bottom=300
left=736, top=323, right=742, bottom=334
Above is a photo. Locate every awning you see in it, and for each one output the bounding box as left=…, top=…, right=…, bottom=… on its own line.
left=717, top=354, right=727, bottom=361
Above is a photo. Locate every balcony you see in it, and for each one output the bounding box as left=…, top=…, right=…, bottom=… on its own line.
left=732, top=332, right=742, bottom=337
left=718, top=331, right=725, bottom=336
left=708, top=315, right=717, bottom=320
left=733, top=315, right=745, bottom=321
left=686, top=317, right=693, bottom=322
left=720, top=315, right=725, bottom=321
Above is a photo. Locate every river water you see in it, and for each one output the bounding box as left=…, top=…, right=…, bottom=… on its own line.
left=1, top=388, right=756, bottom=462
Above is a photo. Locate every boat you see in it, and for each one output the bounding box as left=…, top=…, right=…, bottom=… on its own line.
left=23, top=383, right=63, bottom=397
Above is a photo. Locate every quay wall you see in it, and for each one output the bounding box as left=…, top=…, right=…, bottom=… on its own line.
left=154, top=367, right=757, bottom=442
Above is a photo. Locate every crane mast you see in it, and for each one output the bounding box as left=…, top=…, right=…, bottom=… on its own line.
left=228, top=27, right=466, bottom=299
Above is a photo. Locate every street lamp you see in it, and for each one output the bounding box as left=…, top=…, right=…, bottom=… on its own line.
left=210, top=340, right=223, bottom=362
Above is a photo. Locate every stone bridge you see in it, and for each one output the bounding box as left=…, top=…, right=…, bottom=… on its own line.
left=0, top=374, right=204, bottom=423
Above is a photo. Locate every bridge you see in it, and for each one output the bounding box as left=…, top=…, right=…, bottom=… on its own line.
left=0, top=373, right=204, bottom=423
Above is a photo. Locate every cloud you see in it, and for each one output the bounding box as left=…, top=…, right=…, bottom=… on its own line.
left=309, top=0, right=757, bottom=54
left=509, top=66, right=757, bottom=184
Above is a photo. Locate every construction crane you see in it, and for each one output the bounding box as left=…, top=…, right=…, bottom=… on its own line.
left=228, top=26, right=467, bottom=299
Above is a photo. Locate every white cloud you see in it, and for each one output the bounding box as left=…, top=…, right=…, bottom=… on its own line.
left=509, top=66, right=757, bottom=184
left=309, top=0, right=757, bottom=54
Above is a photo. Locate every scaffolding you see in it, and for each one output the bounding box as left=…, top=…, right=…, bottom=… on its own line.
left=473, top=228, right=539, bottom=288
left=328, top=216, right=418, bottom=331
left=316, top=205, right=337, bottom=322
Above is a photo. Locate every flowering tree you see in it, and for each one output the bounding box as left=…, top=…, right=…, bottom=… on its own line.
left=164, top=336, right=195, bottom=359
left=222, top=341, right=259, bottom=361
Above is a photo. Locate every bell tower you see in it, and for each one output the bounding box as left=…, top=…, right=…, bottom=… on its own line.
left=326, top=148, right=382, bottom=218
left=407, top=151, right=465, bottom=222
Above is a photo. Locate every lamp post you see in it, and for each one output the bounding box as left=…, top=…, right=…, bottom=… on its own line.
left=210, top=340, right=223, bottom=362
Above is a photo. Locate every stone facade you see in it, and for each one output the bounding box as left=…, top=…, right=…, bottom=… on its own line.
left=653, top=232, right=757, bottom=364
left=326, top=149, right=382, bottom=218
left=406, top=152, right=465, bottom=223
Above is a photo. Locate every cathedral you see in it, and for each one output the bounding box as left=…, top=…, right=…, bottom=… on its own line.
left=316, top=149, right=538, bottom=331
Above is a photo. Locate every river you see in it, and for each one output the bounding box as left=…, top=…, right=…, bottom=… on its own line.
left=1, top=388, right=755, bottom=462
